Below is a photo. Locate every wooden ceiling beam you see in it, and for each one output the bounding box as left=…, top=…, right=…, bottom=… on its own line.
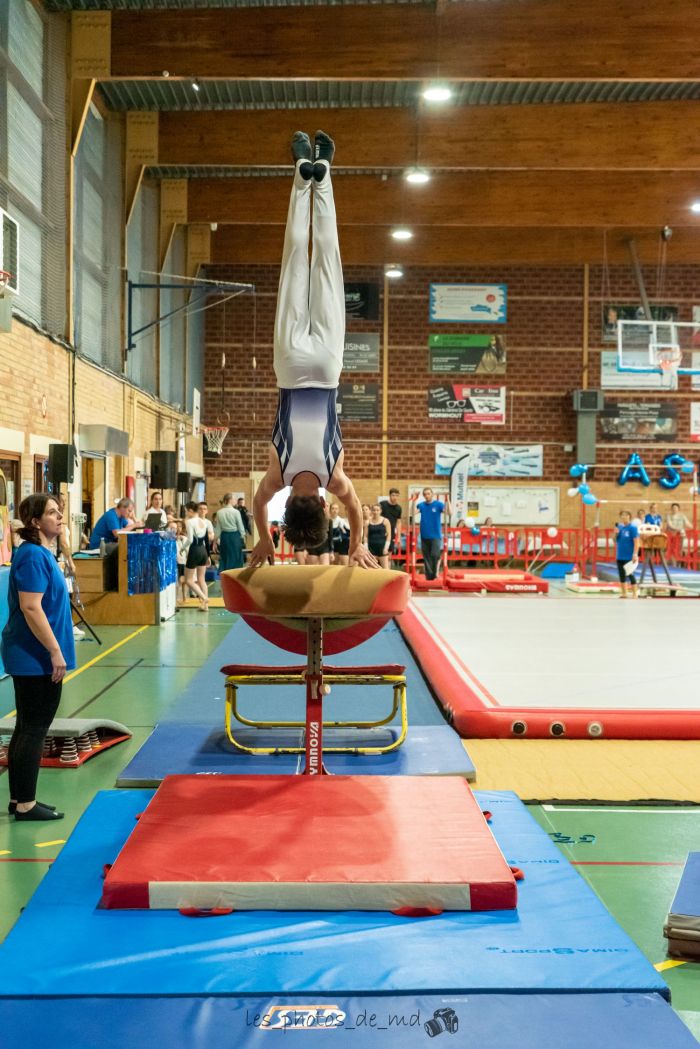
left=111, top=2, right=700, bottom=80
left=211, top=224, right=700, bottom=267
left=158, top=102, right=700, bottom=172
left=187, top=171, right=700, bottom=229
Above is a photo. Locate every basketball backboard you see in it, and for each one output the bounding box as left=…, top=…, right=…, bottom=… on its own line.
left=617, top=319, right=700, bottom=375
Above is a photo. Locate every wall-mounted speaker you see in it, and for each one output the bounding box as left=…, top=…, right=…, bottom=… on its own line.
left=177, top=471, right=192, bottom=494
left=150, top=450, right=177, bottom=489
left=47, top=443, right=74, bottom=485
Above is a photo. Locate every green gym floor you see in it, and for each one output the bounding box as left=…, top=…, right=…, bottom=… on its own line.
left=0, top=601, right=698, bottom=1041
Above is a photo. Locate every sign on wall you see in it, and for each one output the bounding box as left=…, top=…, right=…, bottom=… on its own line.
left=428, top=385, right=505, bottom=425
left=435, top=443, right=543, bottom=477
left=343, top=333, right=380, bottom=372
left=337, top=382, right=379, bottom=422
left=599, top=401, right=678, bottom=441
left=344, top=283, right=379, bottom=320
left=429, top=334, right=507, bottom=375
left=429, top=284, right=507, bottom=324
left=691, top=403, right=700, bottom=442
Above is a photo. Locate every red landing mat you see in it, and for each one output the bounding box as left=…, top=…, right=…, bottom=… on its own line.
left=101, top=775, right=517, bottom=913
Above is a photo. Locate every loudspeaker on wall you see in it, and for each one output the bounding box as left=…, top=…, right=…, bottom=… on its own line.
left=47, top=443, right=75, bottom=485
left=150, top=451, right=177, bottom=489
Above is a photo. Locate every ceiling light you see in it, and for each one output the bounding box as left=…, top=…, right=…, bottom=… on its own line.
left=691, top=201, right=700, bottom=213
left=191, top=80, right=200, bottom=93
left=405, top=168, right=431, bottom=185
left=391, top=228, right=413, bottom=241
left=385, top=263, right=404, bottom=279
left=422, top=84, right=452, bottom=103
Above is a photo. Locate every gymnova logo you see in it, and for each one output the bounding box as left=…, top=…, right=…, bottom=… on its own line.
left=248, top=1005, right=346, bottom=1030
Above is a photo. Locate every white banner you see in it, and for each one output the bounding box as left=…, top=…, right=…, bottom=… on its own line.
left=691, top=403, right=700, bottom=442
left=429, top=283, right=507, bottom=323
left=449, top=452, right=471, bottom=526
left=601, top=350, right=664, bottom=390
left=435, top=443, right=543, bottom=478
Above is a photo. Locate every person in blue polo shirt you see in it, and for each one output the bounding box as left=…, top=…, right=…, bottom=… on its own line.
left=616, top=509, right=641, bottom=599
left=88, top=497, right=141, bottom=550
left=416, top=487, right=452, bottom=581
left=1, top=493, right=76, bottom=821
left=644, top=502, right=663, bottom=527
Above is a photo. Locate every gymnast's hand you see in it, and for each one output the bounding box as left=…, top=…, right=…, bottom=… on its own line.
left=348, top=543, right=380, bottom=569
left=249, top=535, right=276, bottom=568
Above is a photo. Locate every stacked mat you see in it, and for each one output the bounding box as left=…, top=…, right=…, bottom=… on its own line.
left=664, top=852, right=700, bottom=960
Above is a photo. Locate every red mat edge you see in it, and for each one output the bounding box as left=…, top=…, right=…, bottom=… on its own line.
left=398, top=601, right=700, bottom=740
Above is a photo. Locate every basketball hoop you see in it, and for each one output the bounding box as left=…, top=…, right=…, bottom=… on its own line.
left=201, top=424, right=229, bottom=456
left=657, top=349, right=681, bottom=390
left=0, top=270, right=13, bottom=296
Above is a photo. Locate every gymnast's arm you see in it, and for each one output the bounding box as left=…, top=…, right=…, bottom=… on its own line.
left=328, top=459, right=379, bottom=569
left=250, top=450, right=285, bottom=567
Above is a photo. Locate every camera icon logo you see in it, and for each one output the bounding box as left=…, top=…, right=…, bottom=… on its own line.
left=424, top=1007, right=459, bottom=1038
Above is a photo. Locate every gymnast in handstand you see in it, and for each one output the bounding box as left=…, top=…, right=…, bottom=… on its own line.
left=250, top=131, right=377, bottom=570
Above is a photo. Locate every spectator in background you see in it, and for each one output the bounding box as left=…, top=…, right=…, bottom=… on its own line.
left=184, top=501, right=214, bottom=612
left=631, top=508, right=645, bottom=531
left=415, top=487, right=451, bottom=582
left=366, top=503, right=392, bottom=569
left=360, top=503, right=371, bottom=542
left=644, top=502, right=663, bottom=527
left=380, top=488, right=403, bottom=566
left=1, top=494, right=75, bottom=821
left=666, top=501, right=692, bottom=566
left=88, top=498, right=141, bottom=550
left=175, top=520, right=188, bottom=604
left=215, top=493, right=246, bottom=571
left=329, top=501, right=350, bottom=565
left=145, top=491, right=168, bottom=529
left=616, top=509, right=640, bottom=599
left=236, top=497, right=252, bottom=537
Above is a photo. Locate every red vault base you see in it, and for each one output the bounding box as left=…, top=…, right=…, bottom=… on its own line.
left=101, top=775, right=517, bottom=913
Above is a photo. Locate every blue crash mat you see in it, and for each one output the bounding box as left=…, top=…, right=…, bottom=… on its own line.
left=0, top=994, right=695, bottom=1048
left=0, top=790, right=666, bottom=998
left=117, top=722, right=474, bottom=784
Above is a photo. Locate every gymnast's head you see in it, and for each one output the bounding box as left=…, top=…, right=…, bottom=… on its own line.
left=283, top=493, right=328, bottom=551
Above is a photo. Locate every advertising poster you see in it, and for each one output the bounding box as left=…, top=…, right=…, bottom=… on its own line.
left=429, top=284, right=507, bottom=324
left=344, top=283, right=379, bottom=320
left=342, top=333, right=380, bottom=373
left=435, top=443, right=543, bottom=478
left=599, top=401, right=677, bottom=441
left=428, top=385, right=505, bottom=425
left=336, top=382, right=379, bottom=422
left=429, top=333, right=507, bottom=375
left=602, top=304, right=678, bottom=343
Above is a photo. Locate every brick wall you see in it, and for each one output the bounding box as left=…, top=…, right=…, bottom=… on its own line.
left=202, top=262, right=700, bottom=518
left=0, top=317, right=200, bottom=510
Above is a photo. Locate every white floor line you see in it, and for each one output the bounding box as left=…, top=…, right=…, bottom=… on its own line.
left=542, top=804, right=700, bottom=813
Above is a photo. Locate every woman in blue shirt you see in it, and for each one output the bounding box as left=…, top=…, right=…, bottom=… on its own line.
left=0, top=494, right=76, bottom=821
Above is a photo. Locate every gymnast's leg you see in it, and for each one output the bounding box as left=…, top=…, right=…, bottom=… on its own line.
left=308, top=132, right=345, bottom=388
left=273, top=133, right=315, bottom=390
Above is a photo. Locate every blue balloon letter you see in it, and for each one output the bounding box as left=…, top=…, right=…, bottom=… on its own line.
left=618, top=453, right=651, bottom=487
left=660, top=453, right=685, bottom=490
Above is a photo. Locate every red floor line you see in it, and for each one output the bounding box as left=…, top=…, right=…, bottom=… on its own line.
left=0, top=858, right=55, bottom=863
left=571, top=861, right=684, bottom=867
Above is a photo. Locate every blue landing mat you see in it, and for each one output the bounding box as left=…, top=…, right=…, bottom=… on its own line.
left=0, top=994, right=695, bottom=1048
left=0, top=789, right=667, bottom=999
left=117, top=723, right=474, bottom=783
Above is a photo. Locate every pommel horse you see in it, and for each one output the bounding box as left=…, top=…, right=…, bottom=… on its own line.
left=101, top=564, right=519, bottom=912
left=220, top=565, right=410, bottom=774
